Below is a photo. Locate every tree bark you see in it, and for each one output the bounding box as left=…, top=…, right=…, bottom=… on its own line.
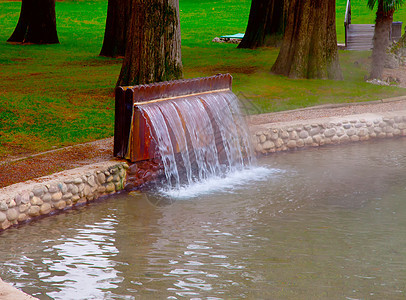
left=7, top=0, right=59, bottom=44
left=369, top=1, right=394, bottom=79
left=271, top=0, right=342, bottom=80
left=238, top=0, right=288, bottom=49
left=100, top=0, right=132, bottom=57
left=117, top=0, right=183, bottom=86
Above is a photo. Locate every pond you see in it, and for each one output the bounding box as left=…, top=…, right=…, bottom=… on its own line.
left=1, top=138, right=406, bottom=299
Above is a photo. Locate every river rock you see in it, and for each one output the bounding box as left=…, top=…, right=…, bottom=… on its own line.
left=31, top=196, right=43, bottom=206
left=52, top=192, right=63, bottom=201
left=18, top=213, right=28, bottom=222
left=97, top=173, right=106, bottom=184
left=33, top=187, right=46, bottom=197
left=40, top=203, right=52, bottom=215
left=0, top=212, right=6, bottom=222
left=55, top=201, right=67, bottom=210
left=106, top=182, right=116, bottom=193
left=28, top=206, right=41, bottom=217
left=6, top=209, right=18, bottom=221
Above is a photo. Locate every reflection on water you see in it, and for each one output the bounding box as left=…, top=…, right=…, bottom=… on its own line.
left=1, top=139, right=406, bottom=299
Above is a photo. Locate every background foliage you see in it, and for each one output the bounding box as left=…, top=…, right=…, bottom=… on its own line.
left=0, top=0, right=405, bottom=158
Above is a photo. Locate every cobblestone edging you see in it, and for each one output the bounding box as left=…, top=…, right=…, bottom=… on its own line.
left=252, top=111, right=406, bottom=154
left=0, top=161, right=128, bottom=231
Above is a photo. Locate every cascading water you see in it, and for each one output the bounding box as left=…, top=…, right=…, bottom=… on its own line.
left=138, top=90, right=256, bottom=191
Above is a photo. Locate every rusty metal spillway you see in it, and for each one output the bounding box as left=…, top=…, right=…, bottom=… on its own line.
left=114, top=74, right=234, bottom=163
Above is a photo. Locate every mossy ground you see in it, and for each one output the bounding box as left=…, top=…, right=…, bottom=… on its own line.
left=0, top=0, right=405, bottom=159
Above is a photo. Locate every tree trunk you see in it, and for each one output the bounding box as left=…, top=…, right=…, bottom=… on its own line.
left=100, top=0, right=132, bottom=57
left=369, top=1, right=394, bottom=80
left=271, top=0, right=342, bottom=80
left=7, top=0, right=59, bottom=44
left=238, top=0, right=288, bottom=49
left=117, top=0, right=183, bottom=86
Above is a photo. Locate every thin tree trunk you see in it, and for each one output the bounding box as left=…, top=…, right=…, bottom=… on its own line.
left=117, top=0, right=183, bottom=86
left=271, top=0, right=342, bottom=80
left=8, top=0, right=59, bottom=44
left=238, top=0, right=288, bottom=49
left=100, top=0, right=132, bottom=57
left=369, top=1, right=394, bottom=79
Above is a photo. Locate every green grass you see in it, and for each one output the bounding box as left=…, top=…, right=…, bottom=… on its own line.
left=0, top=0, right=406, bottom=159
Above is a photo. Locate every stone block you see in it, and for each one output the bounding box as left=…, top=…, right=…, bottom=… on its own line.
left=297, top=139, right=305, bottom=148
left=358, top=128, right=368, bottom=137
left=324, top=128, right=336, bottom=137
left=19, top=204, right=30, bottom=213
left=336, top=128, right=345, bottom=137
left=51, top=192, right=63, bottom=202
left=1, top=220, right=11, bottom=230
left=289, top=131, right=298, bottom=140
left=310, top=127, right=320, bottom=136
left=350, top=135, right=360, bottom=142
left=42, top=193, right=52, bottom=202
left=48, top=184, right=59, bottom=193
left=299, top=131, right=309, bottom=139
left=280, top=130, right=289, bottom=139
left=331, top=136, right=340, bottom=144
left=55, top=200, right=67, bottom=210
left=18, top=213, right=28, bottom=222
left=275, top=138, right=284, bottom=148
left=0, top=201, right=8, bottom=211
left=97, top=173, right=106, bottom=184
left=33, top=187, right=46, bottom=197
left=0, top=211, right=6, bottom=222
left=31, top=196, right=43, bottom=206
left=7, top=199, right=16, bottom=208
left=106, top=182, right=116, bottom=193
left=84, top=185, right=91, bottom=196
left=312, top=135, right=322, bottom=144
left=262, top=141, right=274, bottom=150
left=305, top=136, right=313, bottom=146
left=255, top=143, right=263, bottom=152
left=340, top=135, right=350, bottom=143
left=14, top=195, right=22, bottom=205
left=287, top=140, right=297, bottom=149
left=28, top=206, right=41, bottom=217
left=88, top=175, right=97, bottom=187
left=40, top=203, right=52, bottom=215
left=63, top=193, right=73, bottom=200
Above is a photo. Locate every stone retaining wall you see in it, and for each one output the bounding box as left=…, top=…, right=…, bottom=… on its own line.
left=252, top=112, right=406, bottom=154
left=0, top=161, right=128, bottom=231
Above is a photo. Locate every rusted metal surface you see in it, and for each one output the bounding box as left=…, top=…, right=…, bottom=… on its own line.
left=114, top=74, right=233, bottom=162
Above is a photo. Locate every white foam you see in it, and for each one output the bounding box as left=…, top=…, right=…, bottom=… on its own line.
left=159, top=167, right=280, bottom=199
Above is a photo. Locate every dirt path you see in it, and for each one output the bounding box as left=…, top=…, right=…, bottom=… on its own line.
left=0, top=138, right=116, bottom=188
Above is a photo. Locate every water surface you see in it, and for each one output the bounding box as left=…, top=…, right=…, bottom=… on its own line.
left=1, top=139, right=406, bottom=299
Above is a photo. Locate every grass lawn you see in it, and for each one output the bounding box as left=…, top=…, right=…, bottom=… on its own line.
left=0, top=0, right=406, bottom=159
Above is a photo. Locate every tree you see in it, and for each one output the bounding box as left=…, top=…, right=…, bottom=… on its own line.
left=100, top=0, right=132, bottom=57
left=238, top=0, right=289, bottom=49
left=7, top=0, right=59, bottom=44
left=117, top=0, right=183, bottom=86
left=271, top=0, right=342, bottom=80
left=368, top=0, right=405, bottom=79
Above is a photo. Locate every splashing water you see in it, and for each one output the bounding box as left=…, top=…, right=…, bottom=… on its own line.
left=138, top=91, right=256, bottom=191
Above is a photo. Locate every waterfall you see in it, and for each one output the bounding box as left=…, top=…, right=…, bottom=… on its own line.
left=138, top=90, right=255, bottom=190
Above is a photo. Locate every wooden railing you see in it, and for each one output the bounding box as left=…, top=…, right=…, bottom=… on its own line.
left=344, top=0, right=351, bottom=48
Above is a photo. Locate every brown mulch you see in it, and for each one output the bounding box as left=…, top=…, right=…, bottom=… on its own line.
left=0, top=138, right=116, bottom=188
